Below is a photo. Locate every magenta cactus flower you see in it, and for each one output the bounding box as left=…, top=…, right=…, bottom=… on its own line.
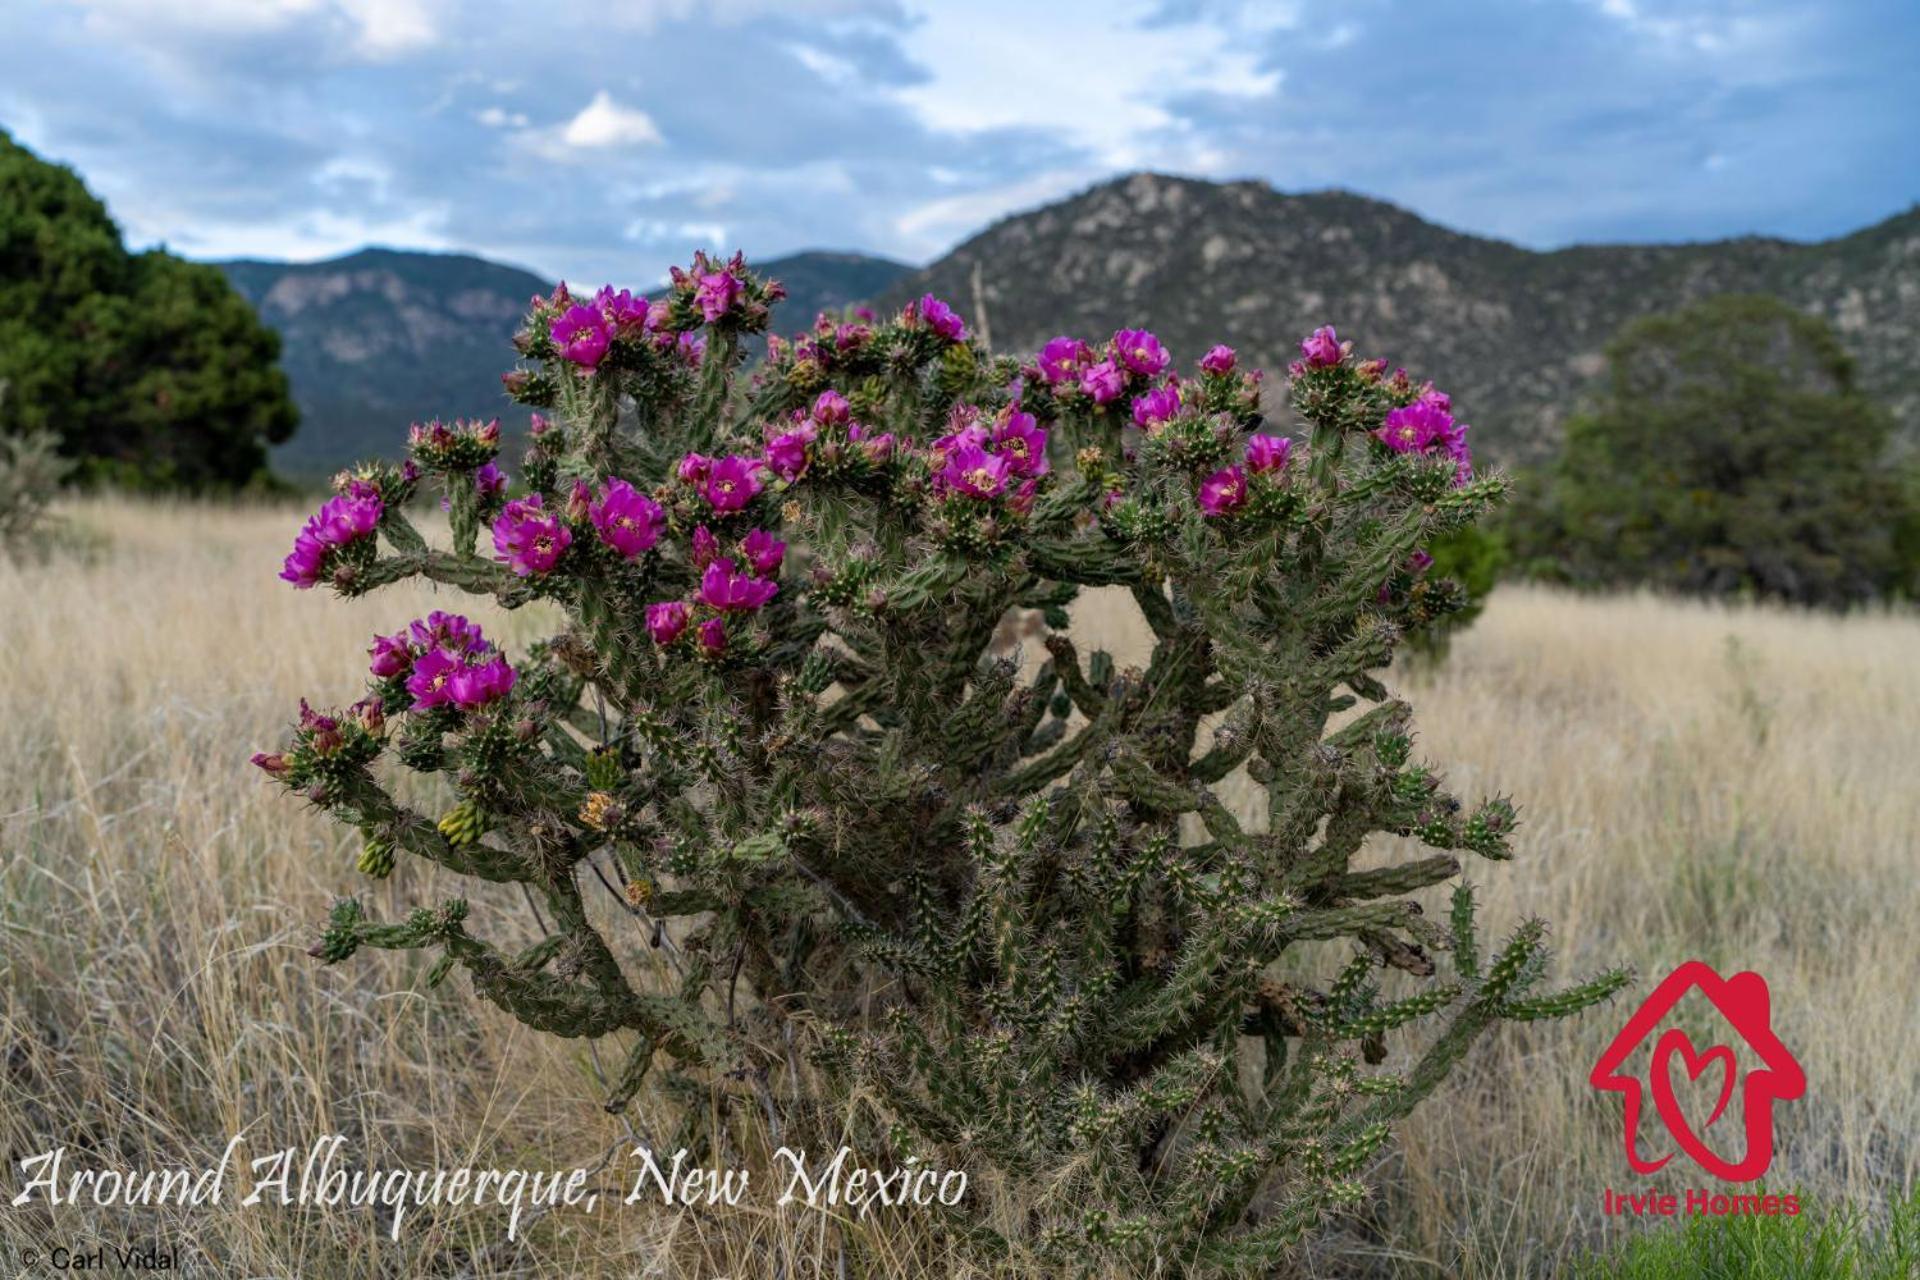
left=1298, top=325, right=1344, bottom=368
left=911, top=294, right=967, bottom=342
left=853, top=426, right=895, bottom=464
left=491, top=493, right=572, bottom=576
left=596, top=286, right=651, bottom=333
left=589, top=477, right=666, bottom=558
left=411, top=611, right=489, bottom=654
left=1112, top=329, right=1170, bottom=378
left=695, top=270, right=743, bottom=322
left=697, top=559, right=779, bottom=613
left=473, top=461, right=507, bottom=500
left=764, top=427, right=815, bottom=481
left=552, top=304, right=613, bottom=370
left=701, top=455, right=765, bottom=513
left=695, top=617, right=728, bottom=657
left=941, top=442, right=1011, bottom=499
left=278, top=530, right=330, bottom=588
left=1131, top=384, right=1183, bottom=430
left=1245, top=433, right=1292, bottom=474
left=1198, top=465, right=1249, bottom=516
left=1080, top=359, right=1125, bottom=405
left=810, top=389, right=850, bottom=426
left=369, top=631, right=415, bottom=678
left=1037, top=336, right=1093, bottom=385
left=741, top=528, right=786, bottom=578
left=646, top=600, right=691, bottom=645
left=405, top=648, right=465, bottom=710
left=449, top=654, right=516, bottom=709
left=992, top=407, right=1049, bottom=477
left=1200, top=344, right=1237, bottom=375
left=1375, top=399, right=1452, bottom=454
left=690, top=525, right=721, bottom=569
left=279, top=490, right=383, bottom=588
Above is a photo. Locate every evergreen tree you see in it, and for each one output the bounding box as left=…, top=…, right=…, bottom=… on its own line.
left=0, top=129, right=296, bottom=488
left=1513, top=294, right=1911, bottom=605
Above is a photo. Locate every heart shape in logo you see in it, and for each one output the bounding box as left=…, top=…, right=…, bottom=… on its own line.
left=1650, top=1029, right=1737, bottom=1152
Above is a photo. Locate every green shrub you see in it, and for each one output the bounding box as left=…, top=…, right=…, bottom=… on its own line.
left=255, top=275, right=1624, bottom=1274
left=1512, top=295, right=1913, bottom=606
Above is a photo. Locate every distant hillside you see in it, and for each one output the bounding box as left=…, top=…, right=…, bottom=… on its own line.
left=875, top=173, right=1920, bottom=464
left=218, top=248, right=910, bottom=475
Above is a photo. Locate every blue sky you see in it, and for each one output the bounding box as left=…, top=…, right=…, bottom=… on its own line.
left=0, top=0, right=1913, bottom=286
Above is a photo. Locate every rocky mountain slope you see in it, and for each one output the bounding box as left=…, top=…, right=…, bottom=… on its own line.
left=876, top=174, right=1920, bottom=464
left=218, top=248, right=910, bottom=474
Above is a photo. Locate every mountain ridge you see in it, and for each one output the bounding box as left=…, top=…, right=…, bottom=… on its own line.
left=220, top=177, right=1920, bottom=473
left=875, top=173, right=1920, bottom=464
left=217, top=247, right=913, bottom=474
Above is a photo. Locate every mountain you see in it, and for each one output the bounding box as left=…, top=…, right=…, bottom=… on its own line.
left=217, top=247, right=911, bottom=475
left=875, top=173, right=1920, bottom=464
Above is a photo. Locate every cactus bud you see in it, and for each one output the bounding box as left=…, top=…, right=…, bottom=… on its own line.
left=437, top=800, right=488, bottom=846
left=358, top=834, right=396, bottom=879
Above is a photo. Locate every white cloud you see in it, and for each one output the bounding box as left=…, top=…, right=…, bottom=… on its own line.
left=891, top=1, right=1279, bottom=170
left=66, top=0, right=438, bottom=60
left=559, top=90, right=663, bottom=149
left=893, top=168, right=1098, bottom=256
left=475, top=105, right=529, bottom=128
left=334, top=0, right=437, bottom=57
left=788, top=42, right=858, bottom=85
left=623, top=217, right=729, bottom=246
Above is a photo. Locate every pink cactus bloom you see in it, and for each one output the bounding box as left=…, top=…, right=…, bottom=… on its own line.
left=1199, top=465, right=1249, bottom=516
left=992, top=408, right=1049, bottom=477
left=1112, top=329, right=1169, bottom=378
left=696, top=617, right=728, bottom=657
left=1375, top=399, right=1453, bottom=454
left=1199, top=344, right=1237, bottom=375
left=406, top=648, right=465, bottom=710
left=589, top=477, right=666, bottom=558
left=695, top=270, right=743, bottom=322
left=741, top=529, right=786, bottom=578
left=1080, top=359, right=1125, bottom=405
left=369, top=631, right=415, bottom=678
left=1131, top=384, right=1183, bottom=430
left=764, top=426, right=815, bottom=481
left=697, top=559, right=780, bottom=613
left=491, top=493, right=573, bottom=576
left=810, top=389, right=851, bottom=426
left=1037, top=336, right=1094, bottom=385
left=449, top=655, right=516, bottom=709
left=1245, top=433, right=1293, bottom=474
left=1298, top=325, right=1343, bottom=368
left=646, top=601, right=691, bottom=645
left=942, top=442, right=1012, bottom=499
left=596, top=286, right=651, bottom=333
left=701, top=455, right=764, bottom=513
left=552, top=304, right=612, bottom=369
left=911, top=294, right=967, bottom=342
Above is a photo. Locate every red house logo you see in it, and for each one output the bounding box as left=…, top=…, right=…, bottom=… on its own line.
left=1590, top=961, right=1804, bottom=1181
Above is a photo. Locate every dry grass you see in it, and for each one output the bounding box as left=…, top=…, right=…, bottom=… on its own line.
left=1, top=496, right=1913, bottom=1277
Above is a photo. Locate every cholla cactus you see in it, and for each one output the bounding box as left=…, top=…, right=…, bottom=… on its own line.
left=257, top=265, right=1626, bottom=1273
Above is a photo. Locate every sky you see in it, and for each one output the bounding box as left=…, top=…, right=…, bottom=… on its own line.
left=0, top=0, right=1914, bottom=287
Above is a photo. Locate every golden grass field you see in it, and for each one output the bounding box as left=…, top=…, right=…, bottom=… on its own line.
left=1, top=496, right=1915, bottom=1277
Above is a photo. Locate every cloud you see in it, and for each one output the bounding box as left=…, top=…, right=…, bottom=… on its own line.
left=62, top=0, right=439, bottom=61
left=2, top=0, right=1914, bottom=288
left=892, top=0, right=1279, bottom=170
left=558, top=90, right=664, bottom=150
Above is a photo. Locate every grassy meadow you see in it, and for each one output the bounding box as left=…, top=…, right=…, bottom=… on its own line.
left=1, top=496, right=1915, bottom=1277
